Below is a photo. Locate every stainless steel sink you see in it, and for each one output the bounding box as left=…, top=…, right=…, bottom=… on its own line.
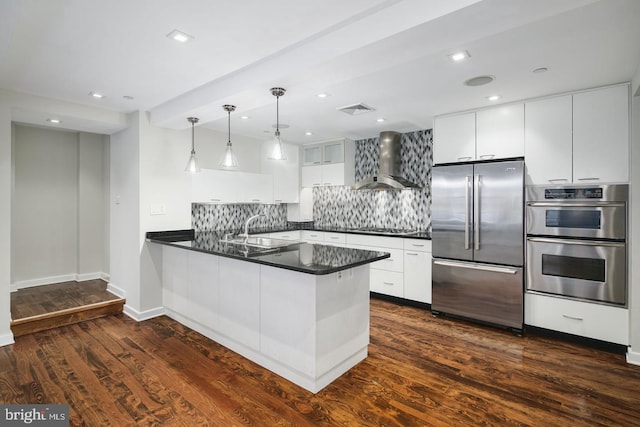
left=220, top=236, right=299, bottom=249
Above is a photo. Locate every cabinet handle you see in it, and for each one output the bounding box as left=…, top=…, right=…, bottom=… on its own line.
left=251, top=199, right=260, bottom=202
left=479, top=154, right=495, bottom=160
left=274, top=199, right=283, bottom=203
left=324, top=160, right=332, bottom=163
left=210, top=198, right=221, bottom=202
left=313, top=161, right=321, bottom=165
left=383, top=282, right=395, bottom=286
left=384, top=258, right=394, bottom=262
left=329, top=236, right=339, bottom=240
left=458, top=156, right=472, bottom=161
left=578, top=177, right=600, bottom=181
left=406, top=252, right=419, bottom=256
left=323, top=183, right=332, bottom=186
left=548, top=178, right=569, bottom=183
left=313, top=183, right=321, bottom=186
left=410, top=244, right=425, bottom=247
left=562, top=314, right=584, bottom=321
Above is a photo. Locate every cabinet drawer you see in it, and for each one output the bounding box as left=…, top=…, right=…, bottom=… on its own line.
left=370, top=269, right=404, bottom=298
left=524, top=293, right=628, bottom=345
left=269, top=231, right=301, bottom=241
left=346, top=234, right=404, bottom=249
left=324, top=232, right=346, bottom=246
left=301, top=230, right=324, bottom=242
left=350, top=244, right=402, bottom=272
left=403, top=238, right=432, bottom=252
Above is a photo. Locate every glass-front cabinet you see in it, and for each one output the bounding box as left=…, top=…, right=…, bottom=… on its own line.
left=302, top=144, right=322, bottom=166
left=322, top=140, right=344, bottom=164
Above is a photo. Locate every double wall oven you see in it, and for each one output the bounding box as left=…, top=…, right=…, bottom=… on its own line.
left=526, top=184, right=628, bottom=306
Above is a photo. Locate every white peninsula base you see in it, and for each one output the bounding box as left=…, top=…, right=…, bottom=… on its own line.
left=160, top=245, right=371, bottom=393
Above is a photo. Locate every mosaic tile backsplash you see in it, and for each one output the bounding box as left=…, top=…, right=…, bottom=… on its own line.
left=192, top=129, right=432, bottom=233
left=313, top=129, right=432, bottom=231
left=192, top=203, right=287, bottom=232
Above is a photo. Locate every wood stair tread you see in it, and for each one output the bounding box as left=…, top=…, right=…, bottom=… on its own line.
left=11, top=297, right=125, bottom=337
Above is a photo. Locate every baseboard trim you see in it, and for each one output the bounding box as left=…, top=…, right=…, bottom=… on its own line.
left=123, top=304, right=165, bottom=322
left=0, top=332, right=15, bottom=347
left=106, top=282, right=126, bottom=299
left=11, top=272, right=110, bottom=291
left=627, top=349, right=640, bottom=365
left=11, top=274, right=77, bottom=291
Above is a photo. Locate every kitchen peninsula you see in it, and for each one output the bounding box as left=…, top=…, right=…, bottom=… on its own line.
left=146, top=229, right=389, bottom=393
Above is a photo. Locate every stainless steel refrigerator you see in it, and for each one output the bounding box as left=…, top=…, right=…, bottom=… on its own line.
left=431, top=159, right=524, bottom=332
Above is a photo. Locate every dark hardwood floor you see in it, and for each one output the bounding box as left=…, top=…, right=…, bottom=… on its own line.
left=10, top=280, right=124, bottom=336
left=2, top=297, right=639, bottom=426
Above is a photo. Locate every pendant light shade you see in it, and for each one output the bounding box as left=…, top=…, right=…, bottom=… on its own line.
left=219, top=104, right=239, bottom=169
left=268, top=87, right=287, bottom=160
left=185, top=117, right=201, bottom=173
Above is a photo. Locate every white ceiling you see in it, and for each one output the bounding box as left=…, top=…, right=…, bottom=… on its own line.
left=1, top=0, right=639, bottom=142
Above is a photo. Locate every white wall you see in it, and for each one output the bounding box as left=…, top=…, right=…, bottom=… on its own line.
left=12, top=125, right=79, bottom=284
left=109, top=112, right=141, bottom=313
left=78, top=132, right=105, bottom=279
left=102, top=135, right=110, bottom=277
left=10, top=125, right=108, bottom=288
left=628, top=93, right=640, bottom=363
left=0, top=102, right=13, bottom=345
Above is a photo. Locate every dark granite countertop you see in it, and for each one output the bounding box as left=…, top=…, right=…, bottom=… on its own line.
left=146, top=230, right=390, bottom=276
left=244, top=226, right=431, bottom=240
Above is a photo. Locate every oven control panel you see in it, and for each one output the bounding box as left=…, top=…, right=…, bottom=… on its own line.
left=544, top=187, right=603, bottom=199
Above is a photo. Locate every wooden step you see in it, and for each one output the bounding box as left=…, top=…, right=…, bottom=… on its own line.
left=10, top=298, right=125, bottom=337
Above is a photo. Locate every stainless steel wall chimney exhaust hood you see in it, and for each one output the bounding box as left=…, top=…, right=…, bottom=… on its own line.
left=354, top=131, right=420, bottom=190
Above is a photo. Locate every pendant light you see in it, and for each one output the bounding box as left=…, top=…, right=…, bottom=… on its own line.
left=184, top=117, right=201, bottom=173
left=268, top=87, right=287, bottom=160
left=219, top=104, right=239, bottom=169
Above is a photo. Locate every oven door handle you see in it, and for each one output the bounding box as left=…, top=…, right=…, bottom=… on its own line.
left=526, top=237, right=625, bottom=248
left=526, top=202, right=625, bottom=208
left=433, top=259, right=520, bottom=274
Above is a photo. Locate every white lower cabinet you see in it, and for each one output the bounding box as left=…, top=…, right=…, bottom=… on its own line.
left=344, top=233, right=431, bottom=303
left=525, top=293, right=629, bottom=345
left=370, top=269, right=404, bottom=298
left=403, top=239, right=432, bottom=304
left=301, top=230, right=325, bottom=243
left=269, top=230, right=301, bottom=241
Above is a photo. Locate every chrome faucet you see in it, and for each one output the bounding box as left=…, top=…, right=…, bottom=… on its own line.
left=239, top=214, right=265, bottom=241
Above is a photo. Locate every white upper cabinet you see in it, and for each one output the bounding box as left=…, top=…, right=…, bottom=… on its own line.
left=322, top=140, right=345, bottom=163
left=300, top=139, right=355, bottom=187
left=433, top=104, right=524, bottom=165
left=192, top=169, right=272, bottom=204
left=476, top=103, right=524, bottom=161
left=302, top=144, right=322, bottom=166
left=573, top=85, right=629, bottom=183
left=524, top=95, right=573, bottom=184
left=260, top=141, right=299, bottom=203
left=524, top=84, right=630, bottom=185
left=433, top=112, right=475, bottom=164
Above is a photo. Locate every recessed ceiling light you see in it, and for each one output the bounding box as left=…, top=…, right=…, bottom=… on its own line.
left=89, top=91, right=105, bottom=99
left=46, top=118, right=62, bottom=124
left=487, top=95, right=501, bottom=101
left=533, top=67, right=548, bottom=74
left=317, top=93, right=330, bottom=98
left=240, top=115, right=250, bottom=120
left=464, top=75, right=495, bottom=87
left=449, top=50, right=470, bottom=62
left=167, top=29, right=193, bottom=43
left=305, top=131, right=313, bottom=136
left=376, top=118, right=386, bottom=123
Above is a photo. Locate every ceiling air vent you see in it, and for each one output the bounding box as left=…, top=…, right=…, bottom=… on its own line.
left=337, top=102, right=376, bottom=115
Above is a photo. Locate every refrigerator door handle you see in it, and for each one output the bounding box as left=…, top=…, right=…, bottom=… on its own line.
left=434, top=259, right=520, bottom=274
left=465, top=176, right=471, bottom=250
left=474, top=174, right=480, bottom=250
